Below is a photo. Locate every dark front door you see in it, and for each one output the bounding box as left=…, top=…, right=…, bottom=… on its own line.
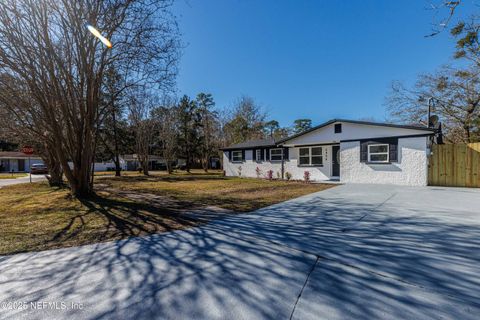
left=18, top=159, right=25, bottom=172
left=332, top=145, right=340, bottom=177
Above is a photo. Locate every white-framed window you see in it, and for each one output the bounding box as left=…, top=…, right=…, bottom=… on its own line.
left=298, top=146, right=323, bottom=166
left=256, top=149, right=262, bottom=162
left=368, top=144, right=389, bottom=163
left=270, top=148, right=283, bottom=161
left=232, top=150, right=243, bottom=162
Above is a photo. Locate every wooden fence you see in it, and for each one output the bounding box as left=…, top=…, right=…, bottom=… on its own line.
left=428, top=143, right=480, bottom=187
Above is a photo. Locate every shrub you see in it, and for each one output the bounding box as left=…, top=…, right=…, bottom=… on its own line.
left=285, top=172, right=292, bottom=181
left=255, top=167, right=262, bottom=178
left=303, top=170, right=311, bottom=183
left=266, top=169, right=274, bottom=180
left=276, top=171, right=281, bottom=179
left=237, top=166, right=242, bottom=177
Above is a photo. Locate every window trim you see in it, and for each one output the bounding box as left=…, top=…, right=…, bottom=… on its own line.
left=269, top=148, right=283, bottom=162
left=298, top=146, right=323, bottom=167
left=255, top=149, right=262, bottom=162
left=367, top=144, right=389, bottom=163
left=232, top=150, right=243, bottom=163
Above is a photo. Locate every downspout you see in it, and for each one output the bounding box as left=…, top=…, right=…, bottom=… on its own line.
left=280, top=144, right=285, bottom=179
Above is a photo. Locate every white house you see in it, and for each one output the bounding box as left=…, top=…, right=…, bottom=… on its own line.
left=0, top=152, right=44, bottom=173
left=221, top=119, right=437, bottom=186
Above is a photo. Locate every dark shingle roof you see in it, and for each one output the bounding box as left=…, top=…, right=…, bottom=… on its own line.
left=221, top=137, right=277, bottom=150
left=0, top=151, right=41, bottom=159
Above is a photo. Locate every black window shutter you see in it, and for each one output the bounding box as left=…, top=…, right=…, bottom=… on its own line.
left=389, top=140, right=398, bottom=162
left=360, top=142, right=368, bottom=162
left=252, top=148, right=257, bottom=161
left=266, top=148, right=270, bottom=161
left=359, top=138, right=398, bottom=163
left=227, top=151, right=232, bottom=162
left=283, top=147, right=289, bottom=161
left=242, top=150, right=245, bottom=161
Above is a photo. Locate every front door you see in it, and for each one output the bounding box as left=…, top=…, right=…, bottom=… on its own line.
left=18, top=159, right=25, bottom=172
left=332, top=145, right=340, bottom=177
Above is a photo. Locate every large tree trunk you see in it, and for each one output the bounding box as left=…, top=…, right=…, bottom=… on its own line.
left=43, top=147, right=63, bottom=187
left=202, top=155, right=209, bottom=173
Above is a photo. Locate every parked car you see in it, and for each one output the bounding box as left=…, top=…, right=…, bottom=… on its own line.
left=30, top=164, right=48, bottom=174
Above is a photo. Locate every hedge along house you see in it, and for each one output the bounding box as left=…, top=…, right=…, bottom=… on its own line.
left=221, top=119, right=437, bottom=186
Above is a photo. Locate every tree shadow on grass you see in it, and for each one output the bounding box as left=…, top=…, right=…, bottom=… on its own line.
left=44, top=194, right=203, bottom=253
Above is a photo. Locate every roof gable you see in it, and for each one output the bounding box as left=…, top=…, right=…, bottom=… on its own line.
left=279, top=119, right=435, bottom=145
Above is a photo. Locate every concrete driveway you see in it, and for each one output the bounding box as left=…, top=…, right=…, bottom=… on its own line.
left=0, top=184, right=479, bottom=319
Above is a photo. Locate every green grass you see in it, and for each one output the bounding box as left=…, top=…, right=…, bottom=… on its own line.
left=0, top=171, right=335, bottom=255
left=0, top=173, right=28, bottom=179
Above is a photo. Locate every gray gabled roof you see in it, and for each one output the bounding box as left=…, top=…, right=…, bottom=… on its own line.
left=221, top=137, right=277, bottom=150
left=277, top=119, right=436, bottom=143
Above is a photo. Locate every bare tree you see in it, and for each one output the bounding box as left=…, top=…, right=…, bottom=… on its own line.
left=386, top=65, right=480, bottom=143
left=152, top=105, right=178, bottom=174
left=223, top=96, right=267, bottom=145
left=129, top=91, right=156, bottom=175
left=0, top=0, right=179, bottom=196
left=0, top=75, right=64, bottom=185
left=426, top=0, right=462, bottom=37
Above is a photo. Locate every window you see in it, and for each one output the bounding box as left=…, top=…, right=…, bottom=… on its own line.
left=299, top=148, right=310, bottom=165
left=270, top=148, right=283, bottom=161
left=311, top=147, right=323, bottom=165
left=232, top=150, right=243, bottom=162
left=298, top=147, right=323, bottom=166
left=256, top=149, right=262, bottom=162
left=334, top=123, right=342, bottom=133
left=368, top=144, right=389, bottom=163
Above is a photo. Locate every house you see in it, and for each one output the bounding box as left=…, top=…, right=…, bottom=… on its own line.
left=221, top=119, right=437, bottom=186
left=122, top=154, right=187, bottom=171
left=0, top=152, right=44, bottom=173
left=69, top=155, right=187, bottom=172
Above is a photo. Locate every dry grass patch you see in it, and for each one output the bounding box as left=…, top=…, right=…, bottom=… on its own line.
left=0, top=183, right=197, bottom=255
left=98, top=174, right=334, bottom=212
left=0, top=173, right=28, bottom=179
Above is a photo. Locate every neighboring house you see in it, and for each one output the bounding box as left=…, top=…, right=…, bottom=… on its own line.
left=0, top=152, right=44, bottom=173
left=69, top=155, right=186, bottom=172
left=221, top=119, right=437, bottom=186
left=122, top=155, right=187, bottom=171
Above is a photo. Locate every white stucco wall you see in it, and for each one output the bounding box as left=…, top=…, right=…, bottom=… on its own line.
left=339, top=136, right=428, bottom=186
left=223, top=146, right=333, bottom=181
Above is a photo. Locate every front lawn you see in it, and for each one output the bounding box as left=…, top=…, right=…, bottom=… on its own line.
left=98, top=173, right=331, bottom=212
left=0, top=172, right=334, bottom=255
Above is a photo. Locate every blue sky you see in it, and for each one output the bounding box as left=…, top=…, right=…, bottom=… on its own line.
left=172, top=0, right=472, bottom=127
